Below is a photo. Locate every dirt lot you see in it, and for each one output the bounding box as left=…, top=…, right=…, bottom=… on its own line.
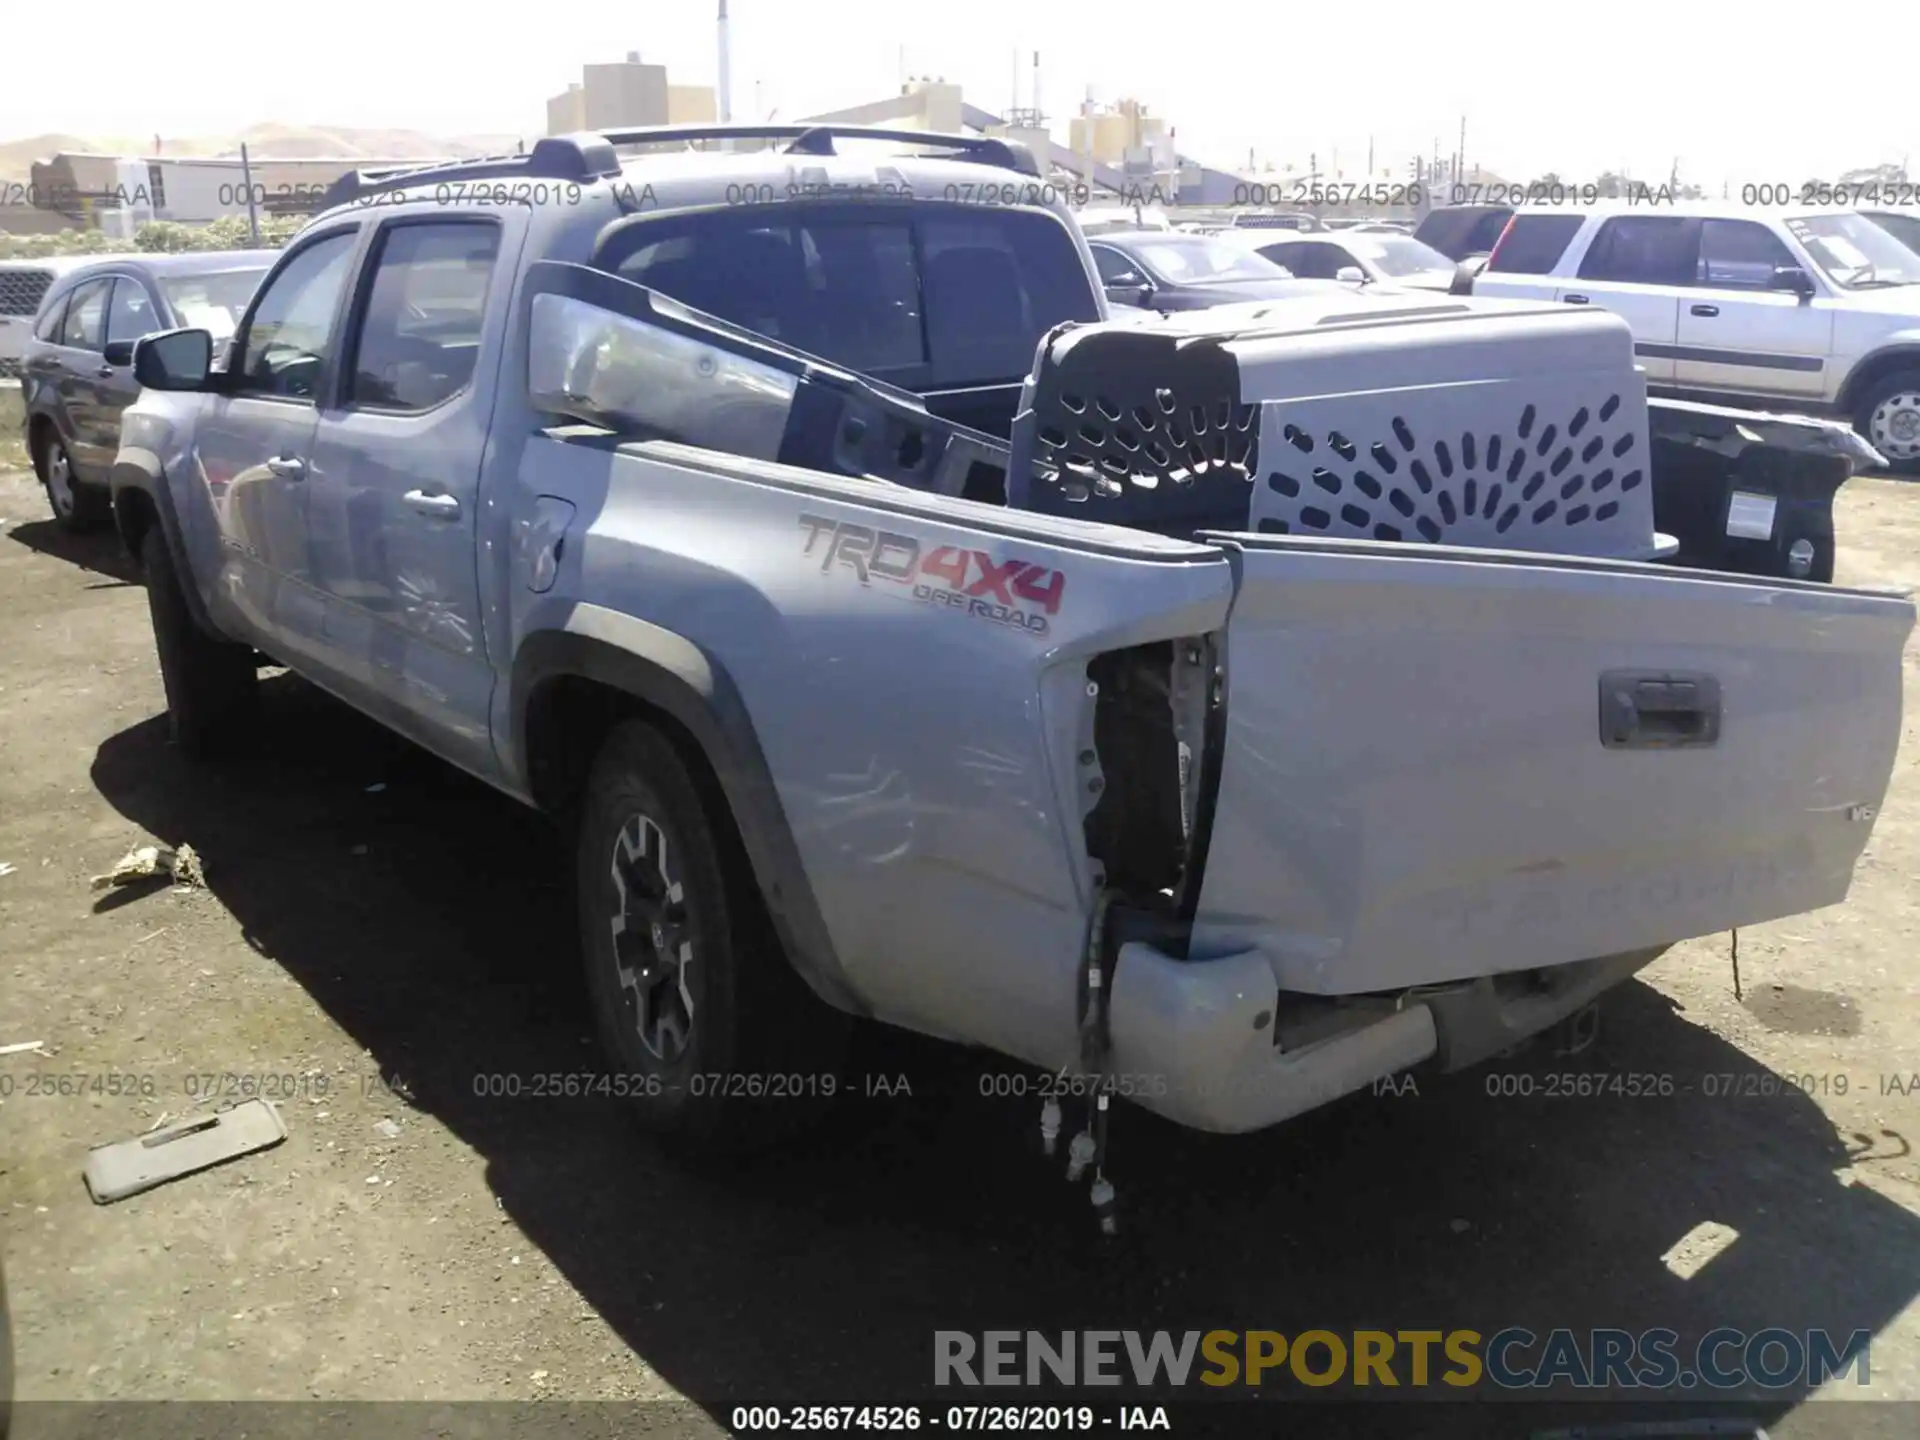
left=1, top=453, right=1919, bottom=1437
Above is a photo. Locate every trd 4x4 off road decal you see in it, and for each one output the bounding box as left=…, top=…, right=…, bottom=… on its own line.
left=797, top=514, right=1066, bottom=636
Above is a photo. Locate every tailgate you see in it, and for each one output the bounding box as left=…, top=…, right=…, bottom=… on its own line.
left=1193, top=535, right=1914, bottom=995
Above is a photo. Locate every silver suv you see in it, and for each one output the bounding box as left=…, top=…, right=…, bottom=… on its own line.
left=1472, top=205, right=1920, bottom=470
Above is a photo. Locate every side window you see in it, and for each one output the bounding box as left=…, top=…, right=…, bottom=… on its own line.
left=33, top=292, right=70, bottom=342
left=345, top=221, right=500, bottom=411
left=1577, top=217, right=1698, bottom=286
left=105, top=279, right=164, bottom=345
left=1485, top=215, right=1584, bottom=274
left=1697, top=220, right=1797, bottom=290
left=59, top=279, right=110, bottom=351
left=1258, top=243, right=1301, bottom=272
left=231, top=232, right=358, bottom=400
left=1091, top=246, right=1137, bottom=284
left=1299, top=244, right=1346, bottom=279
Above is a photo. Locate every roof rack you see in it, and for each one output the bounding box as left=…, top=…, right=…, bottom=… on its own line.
left=595, top=123, right=1041, bottom=177
left=319, top=134, right=622, bottom=211
left=318, top=122, right=1038, bottom=212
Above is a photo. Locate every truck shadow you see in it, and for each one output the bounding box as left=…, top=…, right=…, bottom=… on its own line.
left=91, top=675, right=1920, bottom=1437
left=5, top=517, right=140, bottom=586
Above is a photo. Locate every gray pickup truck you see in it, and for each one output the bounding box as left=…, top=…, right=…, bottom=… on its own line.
left=108, top=126, right=1912, bottom=1187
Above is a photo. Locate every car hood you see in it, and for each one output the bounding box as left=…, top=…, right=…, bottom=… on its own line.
left=1176, top=277, right=1357, bottom=303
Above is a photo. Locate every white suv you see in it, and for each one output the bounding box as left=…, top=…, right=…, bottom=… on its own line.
left=1471, top=206, right=1920, bottom=471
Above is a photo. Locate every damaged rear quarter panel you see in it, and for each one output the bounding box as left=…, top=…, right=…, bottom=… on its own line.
left=510, top=436, right=1234, bottom=1072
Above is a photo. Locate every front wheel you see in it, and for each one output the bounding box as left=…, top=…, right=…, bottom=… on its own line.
left=576, top=719, right=847, bottom=1149
left=1855, top=369, right=1920, bottom=475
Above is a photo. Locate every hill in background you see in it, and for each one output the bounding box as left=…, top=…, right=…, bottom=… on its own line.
left=0, top=122, right=526, bottom=179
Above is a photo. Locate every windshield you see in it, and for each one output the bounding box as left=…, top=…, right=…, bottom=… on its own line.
left=1346, top=234, right=1455, bottom=277
left=1128, top=238, right=1285, bottom=284
left=1862, top=211, right=1920, bottom=257
left=1783, top=213, right=1920, bottom=290
left=159, top=267, right=270, bottom=342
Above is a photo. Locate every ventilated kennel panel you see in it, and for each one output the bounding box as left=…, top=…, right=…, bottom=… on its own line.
left=1012, top=324, right=1263, bottom=534
left=1253, top=382, right=1656, bottom=558
left=1010, top=298, right=1661, bottom=559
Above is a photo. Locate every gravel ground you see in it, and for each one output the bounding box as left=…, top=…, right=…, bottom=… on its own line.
left=1, top=460, right=1918, bottom=1438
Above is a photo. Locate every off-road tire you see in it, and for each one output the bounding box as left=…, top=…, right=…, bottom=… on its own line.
left=576, top=719, right=848, bottom=1150
left=141, top=529, right=257, bottom=758
left=35, top=432, right=111, bottom=534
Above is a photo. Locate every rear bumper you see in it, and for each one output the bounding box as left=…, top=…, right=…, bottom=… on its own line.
left=1106, top=941, right=1665, bottom=1134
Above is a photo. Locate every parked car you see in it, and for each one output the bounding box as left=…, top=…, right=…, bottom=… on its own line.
left=1469, top=205, right=1920, bottom=471
left=1860, top=208, right=1920, bottom=257
left=1226, top=211, right=1324, bottom=233
left=1221, top=227, right=1458, bottom=291
left=1413, top=202, right=1513, bottom=262
left=0, top=256, right=134, bottom=380
left=110, top=126, right=1909, bottom=1180
left=1075, top=204, right=1173, bottom=236
left=1085, top=229, right=1348, bottom=311
left=21, top=251, right=271, bottom=530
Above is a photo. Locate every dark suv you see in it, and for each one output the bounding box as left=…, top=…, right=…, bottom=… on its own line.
left=21, top=251, right=270, bottom=531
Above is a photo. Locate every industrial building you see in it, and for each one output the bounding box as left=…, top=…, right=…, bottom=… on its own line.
left=545, top=54, right=718, bottom=136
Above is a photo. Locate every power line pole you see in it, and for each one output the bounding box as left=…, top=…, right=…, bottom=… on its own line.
left=239, top=142, right=260, bottom=247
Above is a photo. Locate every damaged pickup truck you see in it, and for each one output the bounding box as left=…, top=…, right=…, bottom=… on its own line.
left=109, top=127, right=1913, bottom=1192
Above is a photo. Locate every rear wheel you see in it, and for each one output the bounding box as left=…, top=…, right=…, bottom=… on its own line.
left=36, top=433, right=110, bottom=533
left=1855, top=369, right=1920, bottom=476
left=576, top=719, right=847, bottom=1149
left=141, top=529, right=257, bottom=758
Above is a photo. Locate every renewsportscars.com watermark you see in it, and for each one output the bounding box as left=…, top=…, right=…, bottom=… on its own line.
left=934, top=1328, right=1871, bottom=1391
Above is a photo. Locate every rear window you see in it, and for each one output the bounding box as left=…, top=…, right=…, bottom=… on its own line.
left=0, top=267, right=55, bottom=318
left=1576, top=217, right=1698, bottom=286
left=593, top=202, right=1099, bottom=389
left=1486, top=215, right=1585, bottom=274
left=1414, top=207, right=1511, bottom=260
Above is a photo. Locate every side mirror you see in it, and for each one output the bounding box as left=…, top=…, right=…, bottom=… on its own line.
left=102, top=339, right=136, bottom=368
left=1450, top=258, right=1483, bottom=296
left=1104, top=280, right=1153, bottom=307
left=1335, top=265, right=1367, bottom=284
left=1770, top=265, right=1816, bottom=299
left=132, top=328, right=215, bottom=391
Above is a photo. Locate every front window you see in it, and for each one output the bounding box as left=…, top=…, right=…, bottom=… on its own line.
left=1343, top=234, right=1455, bottom=279
left=158, top=267, right=271, bottom=344
left=1784, top=213, right=1920, bottom=290
left=1126, top=237, right=1284, bottom=285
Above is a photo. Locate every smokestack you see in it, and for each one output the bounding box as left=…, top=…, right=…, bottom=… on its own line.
left=717, top=0, right=733, bottom=124
left=1032, top=52, right=1041, bottom=129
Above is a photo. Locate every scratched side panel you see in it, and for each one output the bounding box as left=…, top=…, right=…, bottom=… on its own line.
left=515, top=439, right=1234, bottom=1071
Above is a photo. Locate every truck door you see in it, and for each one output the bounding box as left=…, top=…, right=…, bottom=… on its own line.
left=301, top=211, right=524, bottom=779
left=188, top=226, right=360, bottom=653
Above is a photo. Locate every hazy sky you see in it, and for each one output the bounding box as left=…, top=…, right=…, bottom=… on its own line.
left=5, top=1, right=1912, bottom=187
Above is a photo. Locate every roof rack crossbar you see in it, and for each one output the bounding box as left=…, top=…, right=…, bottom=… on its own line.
left=593, top=123, right=1040, bottom=177
left=319, top=134, right=623, bottom=211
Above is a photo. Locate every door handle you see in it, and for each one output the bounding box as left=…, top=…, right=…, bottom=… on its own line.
left=1599, top=671, right=1722, bottom=750
left=264, top=455, right=306, bottom=480
left=1562, top=293, right=1589, bottom=304
left=1690, top=304, right=1719, bottom=317
left=95, top=364, right=114, bottom=378
left=403, top=489, right=461, bottom=520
